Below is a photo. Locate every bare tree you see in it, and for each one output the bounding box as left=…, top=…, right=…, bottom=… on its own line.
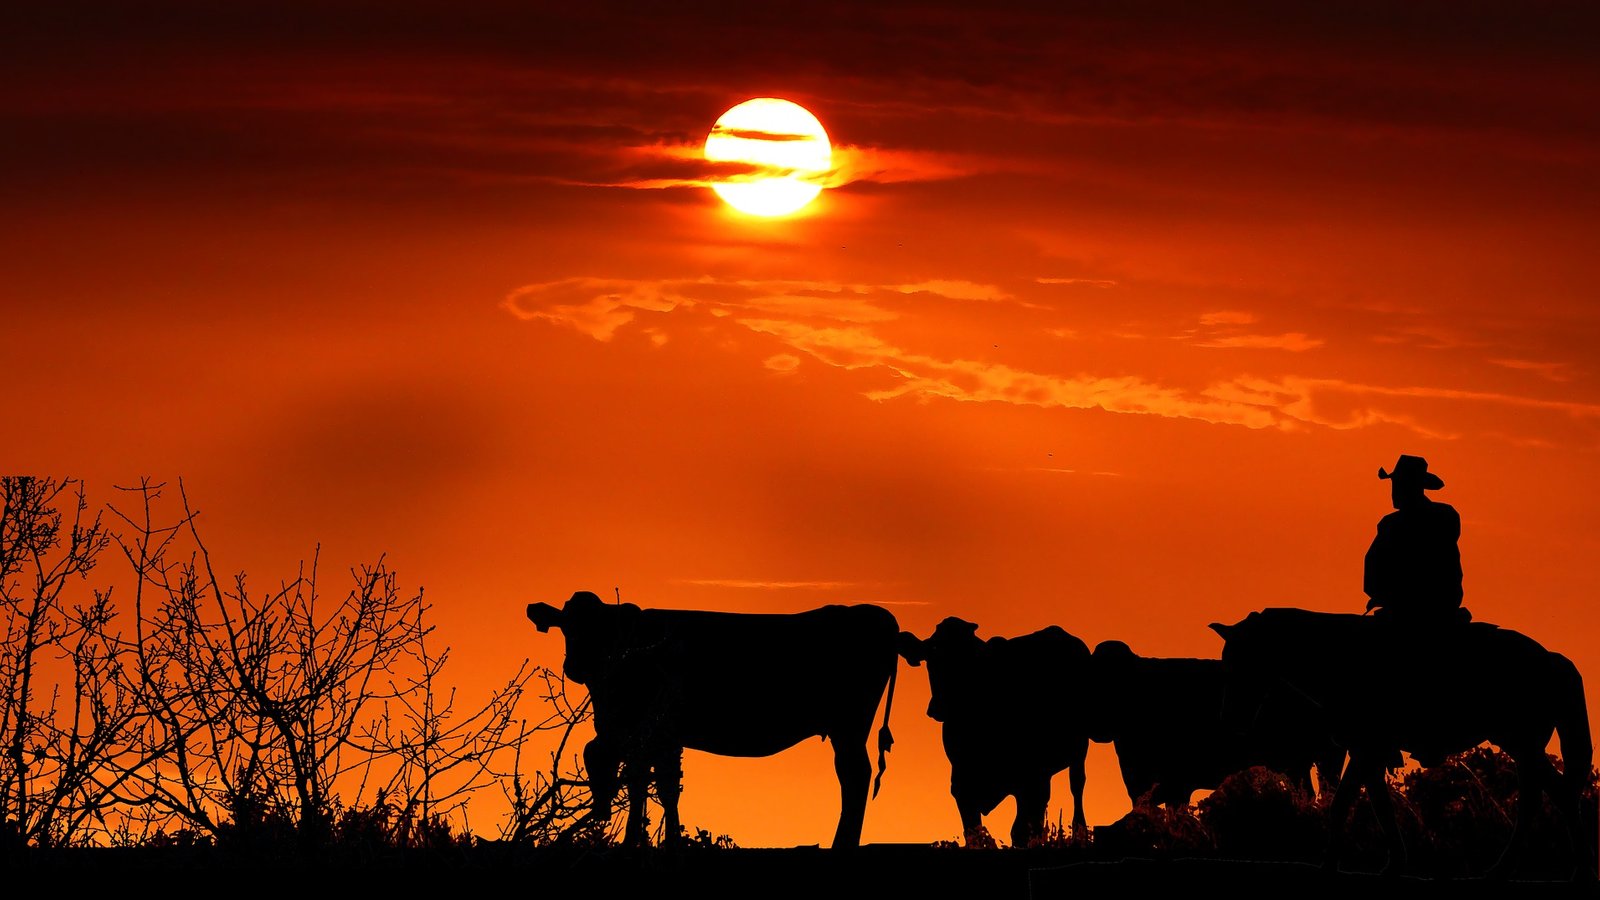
left=495, top=667, right=614, bottom=846
left=0, top=476, right=133, bottom=848
left=99, top=479, right=537, bottom=849
left=3, top=477, right=597, bottom=851
left=352, top=631, right=534, bottom=845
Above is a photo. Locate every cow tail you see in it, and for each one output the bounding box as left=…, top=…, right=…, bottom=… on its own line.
left=872, top=657, right=898, bottom=799
left=1553, top=652, right=1593, bottom=797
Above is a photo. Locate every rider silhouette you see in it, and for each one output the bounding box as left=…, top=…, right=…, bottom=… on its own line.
left=1363, top=455, right=1469, bottom=625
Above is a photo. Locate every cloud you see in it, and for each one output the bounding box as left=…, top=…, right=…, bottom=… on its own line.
left=675, top=579, right=864, bottom=590
left=736, top=318, right=1288, bottom=429
left=506, top=275, right=1600, bottom=444
left=588, top=141, right=985, bottom=192
left=765, top=353, right=801, bottom=373
left=1199, top=310, right=1257, bottom=326
left=503, top=276, right=1023, bottom=341
left=1037, top=277, right=1118, bottom=288
left=1193, top=332, right=1324, bottom=351
left=891, top=280, right=1012, bottom=302
left=502, top=278, right=693, bottom=341
left=1489, top=358, right=1573, bottom=382
left=1187, top=311, right=1322, bottom=352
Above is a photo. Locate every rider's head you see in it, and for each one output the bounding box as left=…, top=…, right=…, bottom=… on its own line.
left=1378, top=454, right=1443, bottom=510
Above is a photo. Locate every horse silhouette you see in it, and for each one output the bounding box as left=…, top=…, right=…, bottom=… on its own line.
left=528, top=592, right=899, bottom=848
left=1210, top=608, right=1595, bottom=878
left=899, top=617, right=1092, bottom=846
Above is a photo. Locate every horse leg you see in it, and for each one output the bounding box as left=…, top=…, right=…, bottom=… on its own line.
left=1487, top=751, right=1553, bottom=880
left=1322, top=754, right=1363, bottom=872
left=1549, top=756, right=1599, bottom=881
left=1316, top=750, right=1345, bottom=802
left=1363, top=761, right=1408, bottom=876
left=832, top=738, right=871, bottom=849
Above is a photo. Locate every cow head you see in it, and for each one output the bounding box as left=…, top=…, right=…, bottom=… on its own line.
left=1209, top=617, right=1267, bottom=736
left=527, top=591, right=650, bottom=686
left=1087, top=639, right=1139, bottom=742
left=898, top=617, right=984, bottom=723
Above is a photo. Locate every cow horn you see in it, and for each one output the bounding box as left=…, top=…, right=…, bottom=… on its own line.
left=527, top=602, right=564, bottom=633
left=1208, top=622, right=1233, bottom=640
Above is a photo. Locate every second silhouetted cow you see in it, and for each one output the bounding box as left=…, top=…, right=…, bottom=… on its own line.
left=898, top=617, right=1092, bottom=846
left=1088, top=640, right=1343, bottom=807
left=527, top=592, right=899, bottom=848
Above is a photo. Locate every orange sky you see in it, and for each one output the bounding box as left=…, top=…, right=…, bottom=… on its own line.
left=7, top=2, right=1600, bottom=847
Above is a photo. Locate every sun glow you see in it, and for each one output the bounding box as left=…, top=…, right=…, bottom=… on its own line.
left=704, top=98, right=832, bottom=217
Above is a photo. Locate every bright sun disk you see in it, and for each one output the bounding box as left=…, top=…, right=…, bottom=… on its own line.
left=704, top=98, right=832, bottom=217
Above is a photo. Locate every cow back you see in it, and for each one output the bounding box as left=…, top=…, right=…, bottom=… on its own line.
left=610, top=603, right=899, bottom=757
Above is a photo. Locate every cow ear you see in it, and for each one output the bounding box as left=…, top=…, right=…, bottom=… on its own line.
left=527, top=602, right=564, bottom=633
left=1208, top=622, right=1233, bottom=640
left=897, top=631, right=926, bottom=666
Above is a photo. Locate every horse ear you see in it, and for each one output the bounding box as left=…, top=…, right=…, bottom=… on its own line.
left=527, top=602, right=564, bottom=633
left=1208, top=622, right=1233, bottom=640
left=897, top=631, right=927, bottom=666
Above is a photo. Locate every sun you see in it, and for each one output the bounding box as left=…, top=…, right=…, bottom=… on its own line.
left=704, top=98, right=832, bottom=217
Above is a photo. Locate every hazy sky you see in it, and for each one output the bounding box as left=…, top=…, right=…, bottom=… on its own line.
left=7, top=2, right=1599, bottom=845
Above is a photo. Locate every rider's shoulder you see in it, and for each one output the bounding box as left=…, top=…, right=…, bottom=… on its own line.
left=1426, top=501, right=1462, bottom=522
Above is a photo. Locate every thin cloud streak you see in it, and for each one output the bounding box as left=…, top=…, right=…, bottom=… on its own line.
left=1192, top=332, right=1324, bottom=352
left=676, top=579, right=868, bottom=590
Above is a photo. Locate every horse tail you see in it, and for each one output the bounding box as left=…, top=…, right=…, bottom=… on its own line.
left=872, top=655, right=897, bottom=800
left=1553, top=651, right=1593, bottom=796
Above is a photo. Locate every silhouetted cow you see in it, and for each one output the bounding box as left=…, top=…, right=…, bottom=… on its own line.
left=898, top=617, right=1092, bottom=847
left=1088, top=640, right=1343, bottom=808
left=527, top=592, right=899, bottom=848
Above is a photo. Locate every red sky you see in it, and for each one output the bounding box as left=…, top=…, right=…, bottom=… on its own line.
left=7, top=2, right=1600, bottom=846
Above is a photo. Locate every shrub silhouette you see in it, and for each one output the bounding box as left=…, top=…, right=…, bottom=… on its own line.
left=1397, top=746, right=1594, bottom=878
left=1197, top=765, right=1325, bottom=861
left=1093, top=802, right=1210, bottom=858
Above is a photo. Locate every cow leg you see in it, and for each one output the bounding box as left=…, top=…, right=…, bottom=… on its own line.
left=1069, top=761, right=1088, bottom=841
left=832, top=740, right=871, bottom=849
left=623, top=756, right=653, bottom=847
left=950, top=783, right=986, bottom=847
left=583, top=738, right=621, bottom=837
left=656, top=748, right=685, bottom=847
left=1011, top=777, right=1050, bottom=848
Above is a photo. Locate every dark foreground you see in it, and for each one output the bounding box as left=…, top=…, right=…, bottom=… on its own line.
left=15, top=845, right=1592, bottom=898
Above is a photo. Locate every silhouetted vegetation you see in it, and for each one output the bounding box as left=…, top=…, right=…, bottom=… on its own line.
left=1076, top=755, right=1596, bottom=878
left=0, top=477, right=609, bottom=856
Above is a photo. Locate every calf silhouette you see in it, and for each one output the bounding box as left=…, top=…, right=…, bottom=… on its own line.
left=527, top=592, right=899, bottom=848
left=1088, top=640, right=1344, bottom=808
left=899, top=617, right=1092, bottom=846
